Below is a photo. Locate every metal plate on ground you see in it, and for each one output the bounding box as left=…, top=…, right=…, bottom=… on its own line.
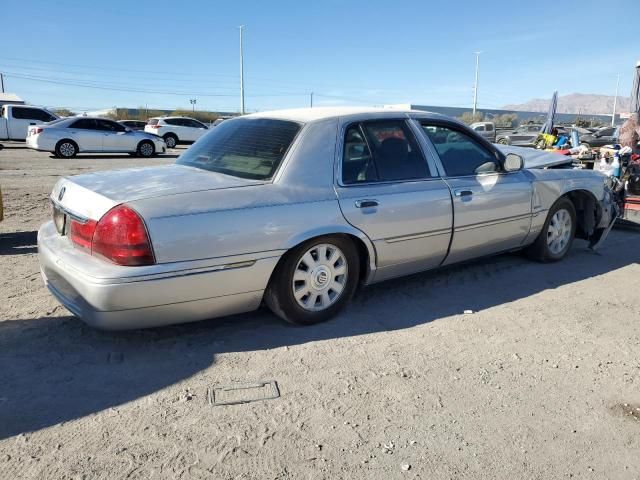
left=209, top=381, right=280, bottom=406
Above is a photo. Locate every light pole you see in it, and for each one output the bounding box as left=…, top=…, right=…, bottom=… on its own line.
left=611, top=74, right=620, bottom=126
left=190, top=98, right=197, bottom=113
left=310, top=92, right=313, bottom=108
left=472, top=51, right=481, bottom=116
left=239, top=25, right=245, bottom=115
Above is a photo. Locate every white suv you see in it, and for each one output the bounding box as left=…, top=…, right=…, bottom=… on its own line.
left=144, top=117, right=209, bottom=148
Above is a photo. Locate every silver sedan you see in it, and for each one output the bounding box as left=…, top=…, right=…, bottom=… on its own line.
left=38, top=108, right=617, bottom=330
left=26, top=117, right=167, bottom=158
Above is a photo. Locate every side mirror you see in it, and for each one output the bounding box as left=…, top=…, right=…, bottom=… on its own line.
left=504, top=153, right=524, bottom=172
left=124, top=127, right=132, bottom=133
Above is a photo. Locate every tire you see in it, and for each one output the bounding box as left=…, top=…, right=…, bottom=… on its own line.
left=497, top=138, right=509, bottom=145
left=137, top=140, right=155, bottom=157
left=163, top=134, right=178, bottom=149
left=265, top=235, right=360, bottom=325
left=525, top=197, right=576, bottom=262
left=55, top=140, right=78, bottom=158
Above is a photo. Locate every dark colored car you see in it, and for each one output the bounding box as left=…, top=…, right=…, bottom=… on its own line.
left=117, top=120, right=146, bottom=131
left=495, top=124, right=543, bottom=147
left=579, top=126, right=619, bottom=148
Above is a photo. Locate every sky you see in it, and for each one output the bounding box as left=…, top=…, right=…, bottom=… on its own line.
left=2, top=0, right=639, bottom=114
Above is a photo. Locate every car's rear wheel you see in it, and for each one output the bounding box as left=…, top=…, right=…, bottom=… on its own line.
left=55, top=140, right=78, bottom=158
left=265, top=236, right=360, bottom=325
left=497, top=138, right=509, bottom=145
left=163, top=134, right=178, bottom=149
left=137, top=140, right=155, bottom=157
left=525, top=197, right=576, bottom=262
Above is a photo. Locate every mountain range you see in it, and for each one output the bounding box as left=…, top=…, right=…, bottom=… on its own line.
left=502, top=93, right=630, bottom=115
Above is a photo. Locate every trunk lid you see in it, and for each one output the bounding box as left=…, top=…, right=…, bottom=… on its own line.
left=51, top=164, right=263, bottom=220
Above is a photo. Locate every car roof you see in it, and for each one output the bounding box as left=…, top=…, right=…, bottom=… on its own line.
left=153, top=116, right=199, bottom=121
left=245, top=106, right=437, bottom=123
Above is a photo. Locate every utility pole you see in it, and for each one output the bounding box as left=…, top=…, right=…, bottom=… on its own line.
left=310, top=92, right=313, bottom=108
left=611, top=73, right=620, bottom=126
left=0, top=73, right=4, bottom=93
left=239, top=25, right=245, bottom=115
left=190, top=98, right=197, bottom=113
left=472, top=51, right=481, bottom=116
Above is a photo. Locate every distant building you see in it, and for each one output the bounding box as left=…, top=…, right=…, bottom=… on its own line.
left=0, top=93, right=25, bottom=106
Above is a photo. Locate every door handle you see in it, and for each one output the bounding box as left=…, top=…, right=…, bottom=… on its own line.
left=454, top=189, right=473, bottom=197
left=355, top=199, right=379, bottom=208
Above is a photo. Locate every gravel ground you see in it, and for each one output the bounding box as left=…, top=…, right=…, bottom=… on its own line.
left=1, top=143, right=639, bottom=480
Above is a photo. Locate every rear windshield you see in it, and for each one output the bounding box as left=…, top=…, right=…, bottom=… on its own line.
left=177, top=118, right=301, bottom=180
left=147, top=118, right=159, bottom=125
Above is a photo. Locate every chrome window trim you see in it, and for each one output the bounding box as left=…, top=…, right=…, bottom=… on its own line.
left=335, top=116, right=436, bottom=188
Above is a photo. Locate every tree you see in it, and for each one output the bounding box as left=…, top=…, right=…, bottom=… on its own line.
left=493, top=113, right=518, bottom=128
left=51, top=108, right=76, bottom=117
left=458, top=111, right=484, bottom=125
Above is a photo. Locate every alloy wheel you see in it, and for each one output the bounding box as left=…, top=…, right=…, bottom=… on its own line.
left=59, top=142, right=75, bottom=157
left=140, top=142, right=154, bottom=156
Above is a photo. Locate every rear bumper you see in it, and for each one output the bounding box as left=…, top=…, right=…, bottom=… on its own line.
left=26, top=135, right=54, bottom=152
left=38, top=221, right=279, bottom=330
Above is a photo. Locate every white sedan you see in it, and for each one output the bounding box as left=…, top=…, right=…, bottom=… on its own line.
left=26, top=117, right=167, bottom=158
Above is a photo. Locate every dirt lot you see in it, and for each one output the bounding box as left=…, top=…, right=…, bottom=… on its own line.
left=1, top=143, right=639, bottom=479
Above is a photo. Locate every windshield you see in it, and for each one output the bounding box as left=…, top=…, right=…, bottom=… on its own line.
left=177, top=117, right=301, bottom=180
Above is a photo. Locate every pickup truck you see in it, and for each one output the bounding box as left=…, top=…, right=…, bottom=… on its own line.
left=0, top=104, right=58, bottom=141
left=469, top=121, right=496, bottom=142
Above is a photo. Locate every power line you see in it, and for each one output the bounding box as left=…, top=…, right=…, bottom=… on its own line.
left=2, top=72, right=307, bottom=98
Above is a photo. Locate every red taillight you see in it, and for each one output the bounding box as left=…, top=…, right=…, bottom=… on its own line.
left=69, top=218, right=97, bottom=250
left=150, top=124, right=161, bottom=129
left=34, top=127, right=43, bottom=134
left=69, top=205, right=154, bottom=266
left=92, top=205, right=155, bottom=266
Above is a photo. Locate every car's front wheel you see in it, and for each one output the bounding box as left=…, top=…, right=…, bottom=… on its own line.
left=497, top=138, right=509, bottom=145
left=525, top=197, right=576, bottom=262
left=163, top=134, right=178, bottom=149
left=265, top=236, right=360, bottom=325
left=137, top=140, right=155, bottom=157
left=55, top=140, right=78, bottom=158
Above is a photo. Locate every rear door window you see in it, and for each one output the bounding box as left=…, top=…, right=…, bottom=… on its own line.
left=420, top=123, right=499, bottom=177
left=70, top=118, right=97, bottom=130
left=342, top=120, right=430, bottom=184
left=95, top=119, right=125, bottom=132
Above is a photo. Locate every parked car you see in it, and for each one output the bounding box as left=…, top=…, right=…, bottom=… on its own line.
left=579, top=126, right=619, bottom=148
left=0, top=104, right=58, bottom=141
left=38, top=107, right=616, bottom=330
left=144, top=116, right=209, bottom=148
left=495, top=124, right=543, bottom=146
left=469, top=121, right=496, bottom=142
left=118, top=120, right=146, bottom=131
left=26, top=117, right=166, bottom=158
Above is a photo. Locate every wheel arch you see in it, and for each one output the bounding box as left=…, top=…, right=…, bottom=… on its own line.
left=564, top=189, right=601, bottom=240
left=136, top=139, right=155, bottom=154
left=56, top=138, right=79, bottom=151
left=277, top=226, right=377, bottom=286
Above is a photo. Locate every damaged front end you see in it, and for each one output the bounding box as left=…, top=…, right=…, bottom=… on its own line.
left=582, top=181, right=619, bottom=251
